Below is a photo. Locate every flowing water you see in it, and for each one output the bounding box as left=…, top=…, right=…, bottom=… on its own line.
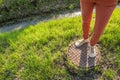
left=0, top=8, right=81, bottom=33
left=0, top=5, right=119, bottom=33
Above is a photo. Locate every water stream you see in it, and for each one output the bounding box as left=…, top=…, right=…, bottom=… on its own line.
left=0, top=5, right=119, bottom=33
left=0, top=8, right=81, bottom=33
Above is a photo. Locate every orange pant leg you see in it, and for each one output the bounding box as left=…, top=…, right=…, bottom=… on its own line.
left=80, top=0, right=117, bottom=46
left=80, top=0, right=94, bottom=39
left=90, top=4, right=116, bottom=46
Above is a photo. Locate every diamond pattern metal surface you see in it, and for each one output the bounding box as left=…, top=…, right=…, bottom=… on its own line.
left=67, top=41, right=101, bottom=68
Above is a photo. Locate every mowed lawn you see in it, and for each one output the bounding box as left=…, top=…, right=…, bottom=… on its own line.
left=0, top=8, right=120, bottom=80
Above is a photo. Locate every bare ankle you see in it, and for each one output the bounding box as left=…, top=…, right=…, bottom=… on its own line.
left=88, top=42, right=96, bottom=46
left=84, top=39, right=89, bottom=42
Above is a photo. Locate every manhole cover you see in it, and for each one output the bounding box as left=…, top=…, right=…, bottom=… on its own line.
left=67, top=40, right=101, bottom=68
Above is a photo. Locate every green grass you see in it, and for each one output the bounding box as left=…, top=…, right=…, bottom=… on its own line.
left=0, top=8, right=120, bottom=80
left=102, top=69, right=116, bottom=80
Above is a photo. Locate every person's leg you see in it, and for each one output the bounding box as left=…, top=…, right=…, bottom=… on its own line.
left=89, top=4, right=116, bottom=57
left=80, top=0, right=94, bottom=40
left=75, top=1, right=94, bottom=47
left=75, top=0, right=94, bottom=47
left=90, top=5, right=116, bottom=46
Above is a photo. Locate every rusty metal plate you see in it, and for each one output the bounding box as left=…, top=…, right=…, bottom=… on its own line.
left=67, top=41, right=101, bottom=68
